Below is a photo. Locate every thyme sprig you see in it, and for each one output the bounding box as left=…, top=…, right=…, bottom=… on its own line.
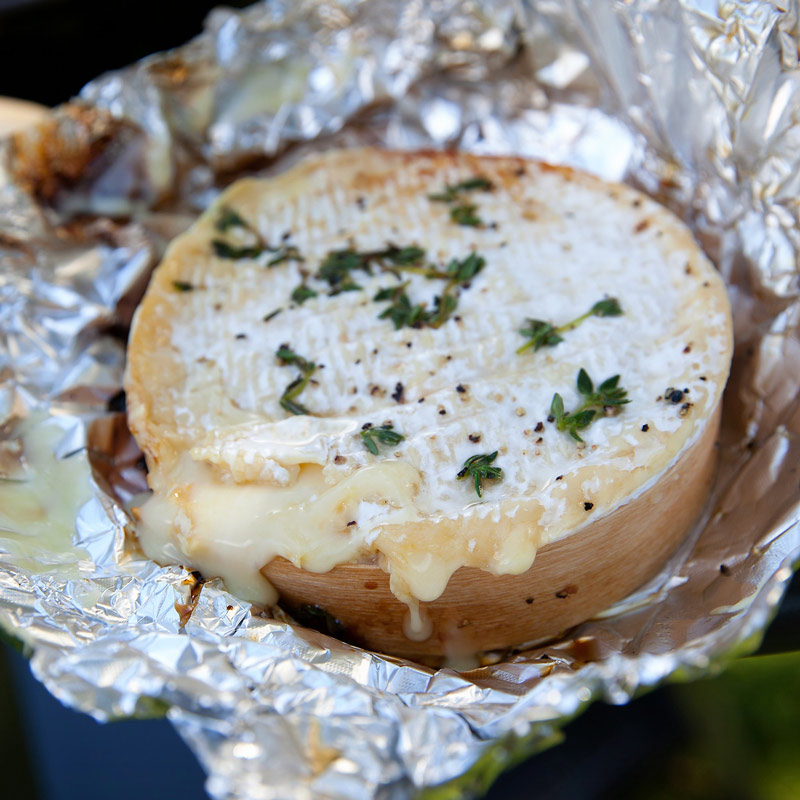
left=212, top=206, right=304, bottom=266
left=429, top=176, right=494, bottom=227
left=276, top=344, right=317, bottom=415
left=550, top=368, right=630, bottom=442
left=373, top=252, right=486, bottom=329
left=360, top=423, right=405, bottom=455
left=316, top=245, right=426, bottom=290
left=457, top=451, right=503, bottom=498
left=517, top=297, right=623, bottom=354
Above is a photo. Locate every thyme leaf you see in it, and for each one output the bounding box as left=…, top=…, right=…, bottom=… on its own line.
left=456, top=451, right=503, bottom=498
left=291, top=284, right=318, bottom=305
left=429, top=176, right=494, bottom=203
left=517, top=297, right=623, bottom=354
left=550, top=368, right=630, bottom=442
left=450, top=203, right=483, bottom=227
left=172, top=280, right=194, bottom=292
left=276, top=345, right=316, bottom=415
left=360, top=423, right=405, bottom=455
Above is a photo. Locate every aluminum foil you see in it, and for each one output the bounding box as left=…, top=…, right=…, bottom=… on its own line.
left=2, top=1, right=800, bottom=797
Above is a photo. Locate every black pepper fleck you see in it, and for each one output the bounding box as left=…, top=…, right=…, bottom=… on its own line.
left=361, top=422, right=372, bottom=430
left=235, top=333, right=247, bottom=340
left=700, top=376, right=707, bottom=381
left=438, top=408, right=447, bottom=416
left=392, top=382, right=405, bottom=403
left=534, top=421, right=544, bottom=433
left=106, top=389, right=126, bottom=413
left=642, top=424, right=649, bottom=432
left=536, top=437, right=543, bottom=444
left=334, top=455, right=346, bottom=465
left=456, top=384, right=466, bottom=393
left=584, top=502, right=594, bottom=511
left=720, top=563, right=732, bottom=576
left=468, top=433, right=481, bottom=443
left=346, top=520, right=357, bottom=527
left=525, top=596, right=534, bottom=604
left=547, top=414, right=555, bottom=423
left=418, top=397, right=425, bottom=403
left=555, top=475, right=563, bottom=481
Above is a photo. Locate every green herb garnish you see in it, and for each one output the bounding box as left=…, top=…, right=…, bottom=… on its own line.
left=276, top=345, right=316, bottom=415
left=517, top=297, right=623, bottom=354
left=450, top=203, right=482, bottom=227
left=212, top=206, right=304, bottom=265
left=291, top=284, right=318, bottom=305
left=457, top=451, right=503, bottom=498
left=360, top=423, right=405, bottom=455
left=172, top=280, right=194, bottom=292
left=429, top=176, right=494, bottom=227
left=373, top=252, right=485, bottom=329
left=550, top=368, right=630, bottom=442
left=375, top=284, right=430, bottom=329
left=316, top=245, right=427, bottom=289
left=429, top=176, right=494, bottom=203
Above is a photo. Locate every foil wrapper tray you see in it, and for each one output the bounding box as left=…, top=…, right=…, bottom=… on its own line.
left=2, top=1, right=800, bottom=797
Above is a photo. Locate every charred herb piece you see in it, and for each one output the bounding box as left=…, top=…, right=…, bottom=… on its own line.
left=360, top=423, right=405, bottom=455
left=457, top=451, right=503, bottom=498
left=212, top=206, right=304, bottom=265
left=276, top=345, right=317, bottom=415
left=517, top=297, right=623, bottom=354
left=550, top=368, right=630, bottom=442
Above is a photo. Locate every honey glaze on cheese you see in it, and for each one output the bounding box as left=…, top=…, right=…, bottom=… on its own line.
left=126, top=150, right=732, bottom=636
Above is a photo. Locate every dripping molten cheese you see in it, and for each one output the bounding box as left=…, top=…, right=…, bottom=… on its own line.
left=126, top=149, right=732, bottom=638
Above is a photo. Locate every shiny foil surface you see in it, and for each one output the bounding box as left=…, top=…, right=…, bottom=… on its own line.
left=2, top=2, right=800, bottom=797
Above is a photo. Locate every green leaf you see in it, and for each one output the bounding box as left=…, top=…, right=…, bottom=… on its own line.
left=215, top=206, right=249, bottom=232
left=172, top=280, right=194, bottom=292
left=361, top=424, right=405, bottom=454
left=456, top=451, right=503, bottom=498
left=577, top=368, right=593, bottom=396
left=212, top=240, right=264, bottom=260
left=450, top=203, right=483, bottom=227
left=291, top=284, right=318, bottom=304
left=591, top=297, right=623, bottom=317
left=551, top=393, right=565, bottom=421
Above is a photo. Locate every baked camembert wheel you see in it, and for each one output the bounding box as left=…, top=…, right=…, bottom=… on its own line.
left=126, top=149, right=732, bottom=659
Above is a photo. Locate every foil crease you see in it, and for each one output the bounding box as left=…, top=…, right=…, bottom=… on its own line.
left=1, top=1, right=800, bottom=798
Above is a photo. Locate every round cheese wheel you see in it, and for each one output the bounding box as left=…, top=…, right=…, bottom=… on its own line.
left=126, top=149, right=732, bottom=659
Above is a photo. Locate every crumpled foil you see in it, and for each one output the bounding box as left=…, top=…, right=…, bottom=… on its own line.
left=2, top=1, right=800, bottom=797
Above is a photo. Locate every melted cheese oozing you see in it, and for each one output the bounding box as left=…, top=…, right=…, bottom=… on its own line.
left=125, top=150, right=732, bottom=628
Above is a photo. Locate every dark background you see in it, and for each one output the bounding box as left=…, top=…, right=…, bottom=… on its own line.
left=1, top=1, right=799, bottom=798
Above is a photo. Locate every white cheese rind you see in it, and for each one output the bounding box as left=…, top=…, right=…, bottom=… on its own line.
left=125, top=149, right=732, bottom=616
